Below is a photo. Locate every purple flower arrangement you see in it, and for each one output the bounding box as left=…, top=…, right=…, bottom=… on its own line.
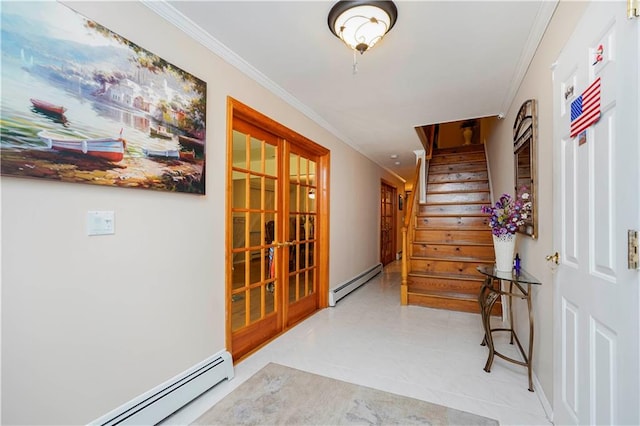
left=481, top=192, right=532, bottom=236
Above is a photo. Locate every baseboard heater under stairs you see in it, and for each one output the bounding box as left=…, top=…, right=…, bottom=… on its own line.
left=329, top=263, right=383, bottom=307
left=90, top=350, right=233, bottom=425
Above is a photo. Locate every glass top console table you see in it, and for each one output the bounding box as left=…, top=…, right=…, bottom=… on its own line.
left=476, top=265, right=541, bottom=392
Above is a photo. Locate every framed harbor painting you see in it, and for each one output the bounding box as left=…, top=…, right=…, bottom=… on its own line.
left=0, top=3, right=207, bottom=194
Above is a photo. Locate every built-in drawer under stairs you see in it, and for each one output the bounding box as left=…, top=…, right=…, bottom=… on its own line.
left=407, top=144, right=501, bottom=315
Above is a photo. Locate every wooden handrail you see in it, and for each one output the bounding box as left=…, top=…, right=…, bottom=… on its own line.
left=401, top=158, right=422, bottom=305
left=415, top=125, right=436, bottom=160
left=403, top=159, right=422, bottom=228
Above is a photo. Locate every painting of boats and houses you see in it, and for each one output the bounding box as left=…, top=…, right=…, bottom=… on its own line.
left=0, top=3, right=206, bottom=194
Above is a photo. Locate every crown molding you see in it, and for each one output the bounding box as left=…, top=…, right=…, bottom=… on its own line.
left=499, top=0, right=559, bottom=116
left=140, top=1, right=383, bottom=162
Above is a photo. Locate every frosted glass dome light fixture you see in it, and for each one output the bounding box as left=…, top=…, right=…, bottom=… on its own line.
left=328, top=1, right=398, bottom=55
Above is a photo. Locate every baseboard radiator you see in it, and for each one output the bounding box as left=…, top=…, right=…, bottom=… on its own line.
left=90, top=350, right=234, bottom=426
left=329, top=263, right=383, bottom=307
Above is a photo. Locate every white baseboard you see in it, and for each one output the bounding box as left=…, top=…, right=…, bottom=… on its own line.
left=533, top=372, right=553, bottom=422
left=329, top=263, right=382, bottom=306
left=89, top=350, right=233, bottom=426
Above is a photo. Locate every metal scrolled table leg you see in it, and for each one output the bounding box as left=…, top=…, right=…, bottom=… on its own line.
left=527, top=284, right=534, bottom=392
left=483, top=280, right=501, bottom=373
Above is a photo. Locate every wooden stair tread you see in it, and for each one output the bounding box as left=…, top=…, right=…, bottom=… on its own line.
left=427, top=192, right=490, bottom=197
left=428, top=166, right=487, bottom=172
left=414, top=229, right=490, bottom=233
left=427, top=178, right=488, bottom=184
left=411, top=255, right=494, bottom=262
left=417, top=212, right=488, bottom=217
left=433, top=145, right=485, bottom=153
left=423, top=201, right=487, bottom=206
left=411, top=236, right=493, bottom=240
left=407, top=290, right=481, bottom=301
left=408, top=270, right=485, bottom=281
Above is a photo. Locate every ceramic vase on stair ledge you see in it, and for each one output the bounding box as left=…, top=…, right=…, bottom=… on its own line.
left=493, top=233, right=516, bottom=272
left=462, top=127, right=473, bottom=145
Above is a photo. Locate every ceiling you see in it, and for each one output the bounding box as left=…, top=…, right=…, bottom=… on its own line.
left=145, top=1, right=558, bottom=181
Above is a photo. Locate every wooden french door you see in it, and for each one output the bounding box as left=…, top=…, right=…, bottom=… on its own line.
left=380, top=181, right=397, bottom=265
left=227, top=98, right=329, bottom=361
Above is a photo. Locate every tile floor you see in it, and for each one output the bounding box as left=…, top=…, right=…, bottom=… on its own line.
left=164, top=261, right=551, bottom=425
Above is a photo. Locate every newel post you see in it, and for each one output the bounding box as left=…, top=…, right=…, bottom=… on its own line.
left=401, top=225, right=408, bottom=305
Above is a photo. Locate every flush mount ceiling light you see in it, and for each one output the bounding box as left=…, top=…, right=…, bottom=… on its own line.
left=328, top=1, right=398, bottom=55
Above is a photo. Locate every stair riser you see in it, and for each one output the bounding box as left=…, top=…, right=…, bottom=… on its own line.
left=411, top=259, right=493, bottom=276
left=426, top=192, right=490, bottom=204
left=427, top=181, right=489, bottom=192
left=432, top=145, right=485, bottom=155
left=414, top=229, right=493, bottom=244
left=415, top=216, right=490, bottom=228
left=412, top=243, right=494, bottom=260
left=429, top=163, right=487, bottom=174
left=429, top=152, right=486, bottom=164
left=428, top=171, right=488, bottom=182
left=406, top=293, right=502, bottom=315
left=420, top=204, right=487, bottom=215
left=408, top=276, right=484, bottom=295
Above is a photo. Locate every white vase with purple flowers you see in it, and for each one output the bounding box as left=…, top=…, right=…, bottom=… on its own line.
left=481, top=192, right=532, bottom=272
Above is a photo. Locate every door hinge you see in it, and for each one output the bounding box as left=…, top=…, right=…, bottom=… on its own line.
left=629, top=0, right=640, bottom=18
left=629, top=230, right=639, bottom=270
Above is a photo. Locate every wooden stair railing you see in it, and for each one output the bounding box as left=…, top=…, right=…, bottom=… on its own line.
left=401, top=157, right=421, bottom=305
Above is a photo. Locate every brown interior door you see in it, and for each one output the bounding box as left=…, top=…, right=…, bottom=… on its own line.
left=228, top=119, right=282, bottom=360
left=380, top=181, right=397, bottom=265
left=284, top=145, right=319, bottom=327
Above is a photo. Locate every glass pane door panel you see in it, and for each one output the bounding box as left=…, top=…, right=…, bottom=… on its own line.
left=265, top=144, right=277, bottom=176
left=232, top=130, right=248, bottom=168
left=308, top=160, right=316, bottom=186
left=249, top=286, right=262, bottom=323
left=289, top=214, right=299, bottom=242
left=307, top=271, right=314, bottom=296
left=307, top=242, right=315, bottom=267
left=249, top=176, right=262, bottom=210
left=289, top=183, right=299, bottom=215
left=305, top=215, right=315, bottom=240
left=297, top=275, right=306, bottom=299
left=249, top=136, right=263, bottom=173
left=265, top=178, right=276, bottom=211
left=232, top=254, right=247, bottom=291
left=265, top=285, right=275, bottom=315
left=231, top=291, right=245, bottom=332
left=300, top=157, right=308, bottom=181
left=289, top=154, right=300, bottom=183
left=232, top=212, right=246, bottom=250
left=232, top=172, right=248, bottom=209
left=288, top=274, right=298, bottom=302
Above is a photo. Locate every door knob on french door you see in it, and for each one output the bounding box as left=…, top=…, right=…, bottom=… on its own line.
left=545, top=252, right=560, bottom=264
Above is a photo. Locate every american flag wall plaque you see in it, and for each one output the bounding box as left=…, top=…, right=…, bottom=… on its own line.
left=570, top=77, right=601, bottom=138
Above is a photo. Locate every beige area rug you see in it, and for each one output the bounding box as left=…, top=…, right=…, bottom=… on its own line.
left=193, top=363, right=499, bottom=425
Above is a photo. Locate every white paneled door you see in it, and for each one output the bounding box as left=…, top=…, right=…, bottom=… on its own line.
left=552, top=2, right=639, bottom=425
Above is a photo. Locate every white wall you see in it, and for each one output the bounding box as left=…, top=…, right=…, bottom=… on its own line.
left=0, top=2, right=402, bottom=424
left=484, top=0, right=588, bottom=407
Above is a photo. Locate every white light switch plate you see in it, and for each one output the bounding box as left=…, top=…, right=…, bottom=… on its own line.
left=87, top=211, right=115, bottom=236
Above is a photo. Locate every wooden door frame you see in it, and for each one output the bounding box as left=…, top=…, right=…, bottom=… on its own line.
left=380, top=179, right=397, bottom=265
left=225, top=97, right=330, bottom=356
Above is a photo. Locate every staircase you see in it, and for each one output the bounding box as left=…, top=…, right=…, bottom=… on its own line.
left=406, top=144, right=501, bottom=315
